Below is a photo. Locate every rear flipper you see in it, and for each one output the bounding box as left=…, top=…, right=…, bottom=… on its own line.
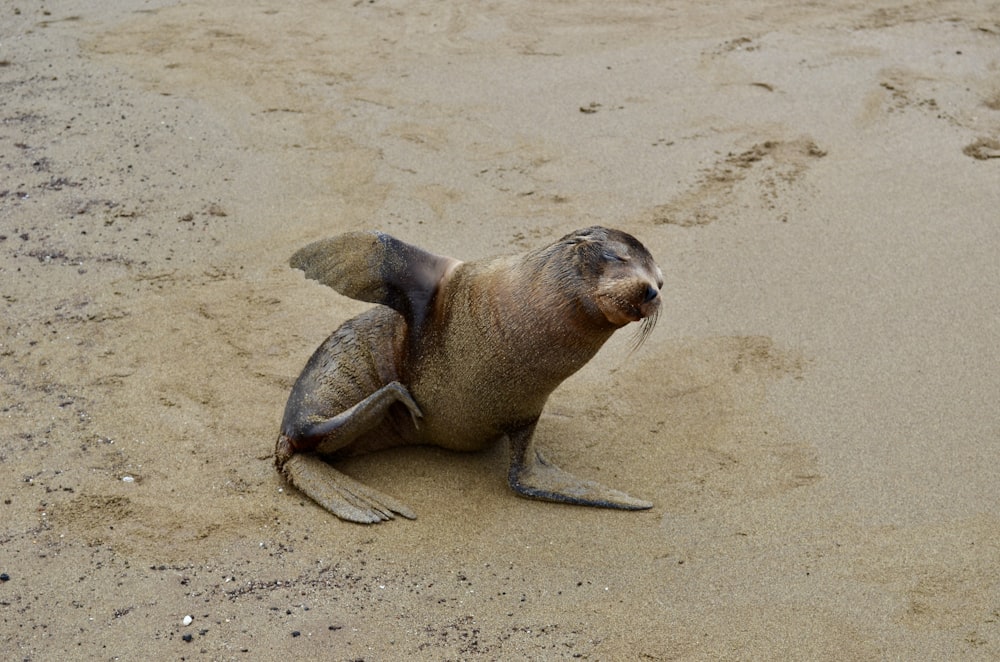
left=275, top=380, right=423, bottom=523
left=280, top=453, right=416, bottom=523
left=506, top=421, right=653, bottom=511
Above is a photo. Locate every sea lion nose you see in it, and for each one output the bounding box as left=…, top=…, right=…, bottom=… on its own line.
left=643, top=284, right=659, bottom=303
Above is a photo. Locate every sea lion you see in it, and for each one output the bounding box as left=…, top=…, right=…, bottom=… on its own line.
left=275, top=226, right=663, bottom=523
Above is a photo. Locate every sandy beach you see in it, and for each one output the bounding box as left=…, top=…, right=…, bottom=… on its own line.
left=2, top=0, right=999, bottom=658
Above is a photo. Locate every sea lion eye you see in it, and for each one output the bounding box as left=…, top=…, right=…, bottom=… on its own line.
left=601, top=249, right=627, bottom=263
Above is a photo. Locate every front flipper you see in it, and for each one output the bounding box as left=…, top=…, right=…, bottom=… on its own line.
left=506, top=421, right=653, bottom=511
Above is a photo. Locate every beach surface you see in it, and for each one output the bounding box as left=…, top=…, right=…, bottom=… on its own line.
left=2, top=1, right=999, bottom=658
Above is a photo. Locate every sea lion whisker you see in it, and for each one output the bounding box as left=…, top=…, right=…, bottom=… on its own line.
left=629, top=307, right=659, bottom=353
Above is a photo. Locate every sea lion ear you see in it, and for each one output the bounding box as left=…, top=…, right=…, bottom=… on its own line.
left=290, top=231, right=457, bottom=331
left=563, top=226, right=608, bottom=245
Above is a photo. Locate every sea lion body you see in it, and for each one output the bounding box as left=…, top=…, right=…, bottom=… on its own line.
left=276, top=227, right=662, bottom=523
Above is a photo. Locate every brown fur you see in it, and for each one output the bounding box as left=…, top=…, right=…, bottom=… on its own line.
left=276, top=227, right=662, bottom=523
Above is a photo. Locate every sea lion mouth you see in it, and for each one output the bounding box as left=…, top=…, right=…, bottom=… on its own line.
left=597, top=282, right=661, bottom=328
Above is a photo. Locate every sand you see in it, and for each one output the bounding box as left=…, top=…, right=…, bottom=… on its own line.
left=2, top=0, right=999, bottom=659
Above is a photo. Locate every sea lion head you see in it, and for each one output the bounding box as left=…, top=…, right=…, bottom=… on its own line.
left=544, top=227, right=663, bottom=347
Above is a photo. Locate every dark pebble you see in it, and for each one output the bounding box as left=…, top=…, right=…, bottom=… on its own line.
left=291, top=631, right=301, bottom=637
left=182, top=633, right=193, bottom=643
left=0, top=573, right=9, bottom=582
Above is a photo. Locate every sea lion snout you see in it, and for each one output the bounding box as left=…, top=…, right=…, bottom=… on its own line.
left=600, top=275, right=661, bottom=326
left=637, top=280, right=662, bottom=319
left=641, top=265, right=664, bottom=315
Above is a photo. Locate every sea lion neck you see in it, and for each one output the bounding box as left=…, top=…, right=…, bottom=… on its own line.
left=406, top=254, right=616, bottom=445
left=423, top=253, right=616, bottom=380
left=516, top=240, right=622, bottom=334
